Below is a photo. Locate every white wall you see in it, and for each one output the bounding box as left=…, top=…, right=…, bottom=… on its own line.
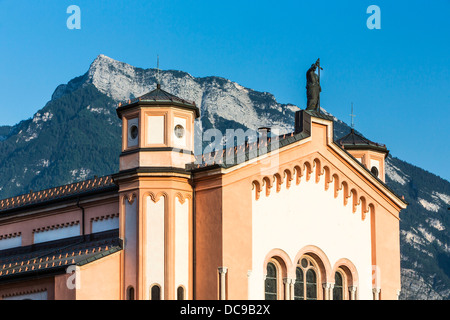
left=370, top=159, right=380, bottom=172
left=127, top=117, right=139, bottom=147
left=175, top=197, right=189, bottom=299
left=250, top=166, right=373, bottom=300
left=34, top=225, right=80, bottom=244
left=124, top=200, right=137, bottom=293
left=92, top=216, right=119, bottom=233
left=0, top=236, right=22, bottom=250
left=173, top=117, right=187, bottom=149
left=147, top=115, right=165, bottom=145
left=146, top=195, right=165, bottom=299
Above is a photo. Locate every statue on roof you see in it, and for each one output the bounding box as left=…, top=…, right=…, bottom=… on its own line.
left=306, top=58, right=322, bottom=111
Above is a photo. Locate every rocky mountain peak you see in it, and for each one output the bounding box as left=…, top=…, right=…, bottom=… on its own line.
left=86, top=54, right=156, bottom=102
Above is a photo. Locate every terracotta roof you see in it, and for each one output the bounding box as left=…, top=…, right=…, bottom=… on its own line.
left=0, top=175, right=117, bottom=214
left=0, top=230, right=122, bottom=282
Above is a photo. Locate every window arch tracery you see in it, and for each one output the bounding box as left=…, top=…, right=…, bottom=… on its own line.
left=294, top=256, right=319, bottom=300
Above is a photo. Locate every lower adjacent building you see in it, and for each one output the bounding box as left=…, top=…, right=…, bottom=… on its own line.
left=0, top=85, right=407, bottom=300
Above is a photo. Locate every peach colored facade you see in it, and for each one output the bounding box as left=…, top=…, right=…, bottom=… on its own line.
left=0, top=86, right=406, bottom=300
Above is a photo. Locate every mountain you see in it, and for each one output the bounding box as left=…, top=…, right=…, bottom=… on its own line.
left=0, top=126, right=11, bottom=142
left=0, top=55, right=449, bottom=299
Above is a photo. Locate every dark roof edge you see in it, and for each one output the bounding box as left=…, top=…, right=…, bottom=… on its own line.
left=187, top=131, right=310, bottom=173
left=116, top=100, right=200, bottom=118
left=0, top=185, right=118, bottom=217
left=333, top=141, right=408, bottom=206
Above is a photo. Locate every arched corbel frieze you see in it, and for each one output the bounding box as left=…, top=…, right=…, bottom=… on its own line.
left=250, top=158, right=376, bottom=222
left=313, top=158, right=323, bottom=184
left=274, top=172, right=284, bottom=193
left=366, top=203, right=376, bottom=222
left=341, top=181, right=350, bottom=206
left=262, top=176, right=273, bottom=197
left=323, top=166, right=332, bottom=191
left=252, top=180, right=262, bottom=201
left=350, top=188, right=359, bottom=213
left=303, top=161, right=313, bottom=182
left=359, top=196, right=370, bottom=220
left=332, top=173, right=341, bottom=198
left=294, top=165, right=302, bottom=185
left=284, top=169, right=293, bottom=189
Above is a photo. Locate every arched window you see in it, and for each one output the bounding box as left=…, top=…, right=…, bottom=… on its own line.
left=264, top=262, right=278, bottom=300
left=294, top=267, right=304, bottom=300
left=127, top=286, right=135, bottom=300
left=371, top=166, right=379, bottom=177
left=333, top=271, right=344, bottom=300
left=306, top=269, right=317, bottom=300
left=151, top=284, right=161, bottom=300
left=177, top=286, right=185, bottom=300
left=294, top=256, right=319, bottom=300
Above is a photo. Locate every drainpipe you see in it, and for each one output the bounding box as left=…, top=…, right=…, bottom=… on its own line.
left=76, top=198, right=85, bottom=236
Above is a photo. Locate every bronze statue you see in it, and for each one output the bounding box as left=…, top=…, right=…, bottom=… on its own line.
left=306, top=59, right=322, bottom=111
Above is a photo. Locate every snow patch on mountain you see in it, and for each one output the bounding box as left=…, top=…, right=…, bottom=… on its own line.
left=87, top=105, right=110, bottom=115
left=432, top=192, right=450, bottom=205
left=385, top=159, right=410, bottom=185
left=38, top=159, right=50, bottom=168
left=427, top=218, right=446, bottom=231
left=32, top=112, right=53, bottom=124
left=70, top=168, right=91, bottom=181
left=418, top=198, right=440, bottom=212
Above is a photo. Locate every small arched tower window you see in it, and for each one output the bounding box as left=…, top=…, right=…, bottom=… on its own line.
left=177, top=286, right=185, bottom=300
left=371, top=166, right=379, bottom=177
left=151, top=284, right=161, bottom=300
left=127, top=286, right=135, bottom=300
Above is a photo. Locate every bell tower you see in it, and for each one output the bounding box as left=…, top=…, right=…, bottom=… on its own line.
left=337, top=129, right=389, bottom=182
left=113, top=84, right=199, bottom=300
left=117, top=83, right=199, bottom=171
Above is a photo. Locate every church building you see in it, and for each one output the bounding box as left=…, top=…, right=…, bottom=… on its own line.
left=0, top=82, right=407, bottom=300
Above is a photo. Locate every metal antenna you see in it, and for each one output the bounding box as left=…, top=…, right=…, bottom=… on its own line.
left=350, top=102, right=356, bottom=130
left=156, top=55, right=160, bottom=89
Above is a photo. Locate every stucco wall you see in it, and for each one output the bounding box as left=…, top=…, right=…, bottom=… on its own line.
left=250, top=165, right=373, bottom=300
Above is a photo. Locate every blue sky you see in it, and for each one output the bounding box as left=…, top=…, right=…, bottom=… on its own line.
left=0, top=0, right=449, bottom=180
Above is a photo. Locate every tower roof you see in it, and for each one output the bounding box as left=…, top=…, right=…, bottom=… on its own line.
left=116, top=85, right=199, bottom=118
left=138, top=85, right=195, bottom=106
left=337, top=129, right=389, bottom=154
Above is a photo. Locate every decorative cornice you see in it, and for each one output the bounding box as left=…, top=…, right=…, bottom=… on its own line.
left=252, top=154, right=376, bottom=221
left=33, top=221, right=79, bottom=234
left=91, top=212, right=119, bottom=222
left=1, top=287, right=47, bottom=298
left=0, top=232, right=21, bottom=241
